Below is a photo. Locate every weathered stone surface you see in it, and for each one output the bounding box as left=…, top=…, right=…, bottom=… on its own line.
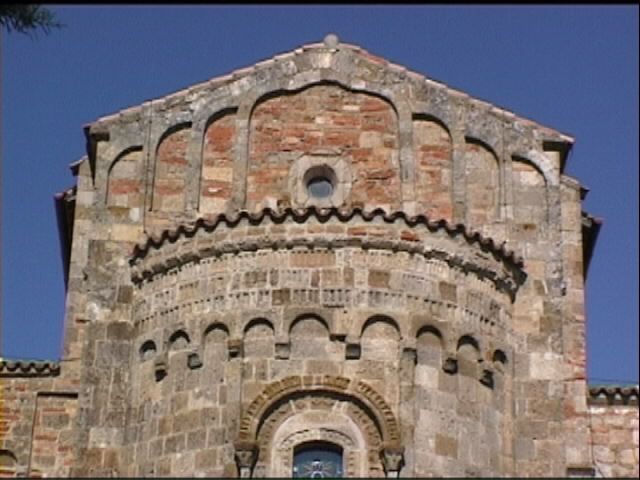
left=2, top=36, right=632, bottom=480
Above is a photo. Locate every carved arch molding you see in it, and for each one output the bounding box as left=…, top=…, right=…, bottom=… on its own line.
left=234, top=375, right=404, bottom=478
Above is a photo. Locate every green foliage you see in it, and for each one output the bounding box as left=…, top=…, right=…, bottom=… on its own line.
left=0, top=4, right=63, bottom=36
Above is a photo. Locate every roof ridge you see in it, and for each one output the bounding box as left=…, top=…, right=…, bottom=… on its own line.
left=85, top=37, right=574, bottom=142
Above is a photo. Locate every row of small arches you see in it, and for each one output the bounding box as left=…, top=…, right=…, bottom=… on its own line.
left=138, top=314, right=508, bottom=378
left=139, top=313, right=506, bottom=352
left=105, top=81, right=550, bottom=231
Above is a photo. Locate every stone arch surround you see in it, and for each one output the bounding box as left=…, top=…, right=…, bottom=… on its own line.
left=272, top=422, right=361, bottom=478
left=235, top=375, right=401, bottom=477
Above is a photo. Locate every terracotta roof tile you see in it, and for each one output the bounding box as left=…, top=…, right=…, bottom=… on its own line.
left=0, top=359, right=61, bottom=377
left=588, top=385, right=639, bottom=406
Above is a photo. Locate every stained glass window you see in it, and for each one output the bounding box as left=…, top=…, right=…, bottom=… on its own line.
left=292, top=442, right=343, bottom=478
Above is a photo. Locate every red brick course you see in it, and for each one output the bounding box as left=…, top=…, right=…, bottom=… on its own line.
left=248, top=84, right=400, bottom=210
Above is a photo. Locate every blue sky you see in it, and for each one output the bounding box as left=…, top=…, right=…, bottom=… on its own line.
left=1, top=6, right=638, bottom=384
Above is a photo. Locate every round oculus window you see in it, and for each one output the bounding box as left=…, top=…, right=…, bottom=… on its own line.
left=304, top=166, right=336, bottom=199
left=307, top=176, right=334, bottom=198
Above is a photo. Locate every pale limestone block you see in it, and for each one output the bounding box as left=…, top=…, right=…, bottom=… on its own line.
left=88, top=427, right=123, bottom=448
left=111, top=224, right=145, bottom=243
left=359, top=131, right=383, bottom=148
left=207, top=166, right=233, bottom=182
left=529, top=352, right=564, bottom=380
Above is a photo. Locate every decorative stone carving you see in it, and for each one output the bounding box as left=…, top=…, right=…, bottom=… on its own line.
left=381, top=446, right=405, bottom=478
left=345, top=342, right=361, bottom=360
left=480, top=369, right=494, bottom=388
left=228, top=338, right=243, bottom=359
left=154, top=355, right=168, bottom=382
left=237, top=375, right=402, bottom=458
left=130, top=208, right=526, bottom=299
left=187, top=351, right=202, bottom=369
left=275, top=342, right=290, bottom=360
left=234, top=441, right=258, bottom=478
left=442, top=357, right=458, bottom=375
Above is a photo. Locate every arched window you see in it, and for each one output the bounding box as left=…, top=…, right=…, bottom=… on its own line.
left=293, top=442, right=343, bottom=478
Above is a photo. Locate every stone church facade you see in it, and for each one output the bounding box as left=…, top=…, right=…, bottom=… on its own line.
left=1, top=35, right=638, bottom=478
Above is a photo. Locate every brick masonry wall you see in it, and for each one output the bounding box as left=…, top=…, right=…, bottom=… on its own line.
left=247, top=84, right=400, bottom=212
left=200, top=109, right=236, bottom=215
left=107, top=148, right=144, bottom=214
left=0, top=374, right=78, bottom=478
left=413, top=116, right=453, bottom=222
left=464, top=139, right=499, bottom=230
left=152, top=125, right=191, bottom=213
left=589, top=404, right=639, bottom=478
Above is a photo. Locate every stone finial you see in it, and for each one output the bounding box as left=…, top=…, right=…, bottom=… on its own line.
left=324, top=33, right=339, bottom=48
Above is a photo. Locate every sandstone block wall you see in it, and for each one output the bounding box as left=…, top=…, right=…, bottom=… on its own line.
left=2, top=35, right=636, bottom=478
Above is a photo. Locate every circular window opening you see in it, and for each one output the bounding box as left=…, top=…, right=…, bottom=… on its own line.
left=304, top=166, right=336, bottom=199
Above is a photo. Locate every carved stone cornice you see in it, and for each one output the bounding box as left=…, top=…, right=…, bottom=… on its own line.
left=132, top=207, right=523, bottom=264
left=129, top=207, right=526, bottom=298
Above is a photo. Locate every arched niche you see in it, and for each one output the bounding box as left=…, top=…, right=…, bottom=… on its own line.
left=416, top=325, right=444, bottom=367
left=106, top=146, right=144, bottom=213
left=202, top=322, right=229, bottom=383
left=413, top=325, right=444, bottom=404
left=289, top=314, right=332, bottom=360
left=0, top=449, right=17, bottom=470
left=243, top=318, right=275, bottom=359
left=412, top=114, right=453, bottom=221
left=139, top=339, right=157, bottom=362
left=168, top=329, right=190, bottom=351
left=511, top=155, right=548, bottom=238
left=247, top=81, right=400, bottom=212
left=152, top=122, right=192, bottom=212
left=464, top=137, right=500, bottom=228
left=457, top=334, right=481, bottom=379
left=200, top=107, right=237, bottom=215
left=360, top=315, right=401, bottom=362
left=166, top=329, right=191, bottom=377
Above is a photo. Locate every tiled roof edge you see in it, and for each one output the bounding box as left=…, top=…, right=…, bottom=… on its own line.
left=0, top=359, right=61, bottom=377
left=588, top=385, right=639, bottom=406
left=129, top=207, right=524, bottom=270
